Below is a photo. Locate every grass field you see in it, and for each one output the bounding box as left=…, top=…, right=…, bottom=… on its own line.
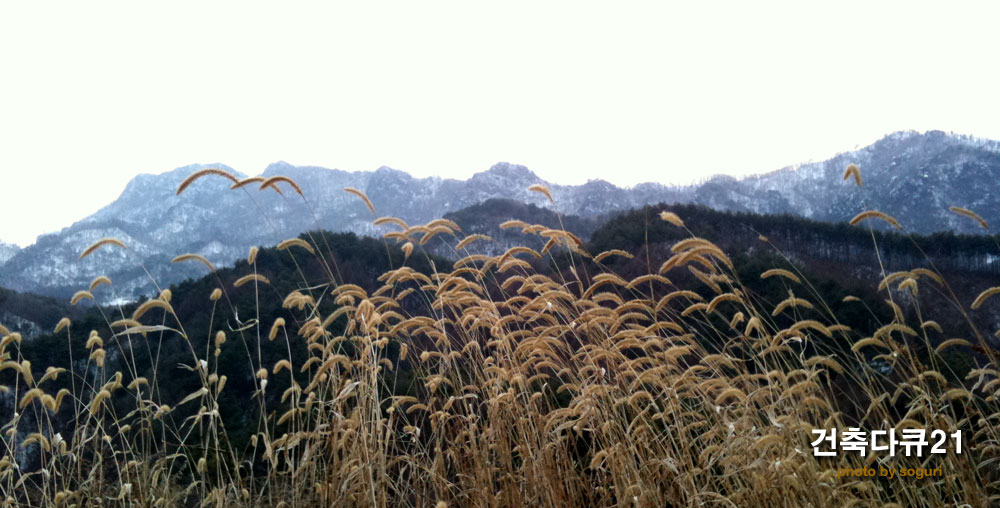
left=1, top=167, right=998, bottom=507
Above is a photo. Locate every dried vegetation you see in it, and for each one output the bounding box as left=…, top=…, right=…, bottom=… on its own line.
left=1, top=167, right=999, bottom=507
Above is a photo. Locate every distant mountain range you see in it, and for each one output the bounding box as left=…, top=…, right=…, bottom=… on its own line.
left=2, top=129, right=998, bottom=302
left=691, top=130, right=1000, bottom=232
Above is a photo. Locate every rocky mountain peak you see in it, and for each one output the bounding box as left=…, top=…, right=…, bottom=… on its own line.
left=477, top=162, right=540, bottom=182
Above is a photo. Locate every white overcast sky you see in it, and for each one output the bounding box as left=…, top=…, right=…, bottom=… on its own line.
left=2, top=1, right=1000, bottom=246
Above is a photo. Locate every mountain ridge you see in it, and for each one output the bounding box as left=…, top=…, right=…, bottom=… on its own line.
left=3, top=129, right=999, bottom=302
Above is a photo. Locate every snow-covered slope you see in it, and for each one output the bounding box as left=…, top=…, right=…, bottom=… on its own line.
left=0, top=162, right=687, bottom=301
left=0, top=243, right=19, bottom=267
left=698, top=130, right=1000, bottom=232
left=3, top=130, right=998, bottom=302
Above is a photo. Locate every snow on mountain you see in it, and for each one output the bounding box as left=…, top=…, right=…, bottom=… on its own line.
left=3, top=130, right=998, bottom=302
left=0, top=161, right=681, bottom=301
left=0, top=242, right=19, bottom=267
left=714, top=130, right=1000, bottom=232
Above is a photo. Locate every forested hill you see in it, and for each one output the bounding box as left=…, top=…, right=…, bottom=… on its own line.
left=430, top=198, right=610, bottom=256
left=584, top=203, right=1000, bottom=351
left=0, top=287, right=73, bottom=340
left=6, top=200, right=1000, bottom=343
left=589, top=203, right=1000, bottom=276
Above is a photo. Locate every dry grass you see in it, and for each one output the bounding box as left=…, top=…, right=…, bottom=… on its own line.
left=1, top=166, right=999, bottom=507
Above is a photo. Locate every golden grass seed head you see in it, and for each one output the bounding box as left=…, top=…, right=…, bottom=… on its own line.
left=176, top=168, right=240, bottom=195
left=70, top=291, right=93, bottom=306
left=259, top=175, right=304, bottom=196
left=171, top=253, right=216, bottom=272
left=277, top=237, right=316, bottom=255
left=234, top=273, right=270, bottom=287
left=79, top=237, right=127, bottom=259
left=269, top=318, right=286, bottom=340
left=344, top=187, right=376, bottom=214
left=849, top=209, right=902, bottom=230
left=53, top=317, right=71, bottom=335
left=528, top=184, right=554, bottom=204
left=843, top=163, right=862, bottom=187
left=659, top=210, right=685, bottom=227
left=972, top=287, right=1000, bottom=310
left=89, top=275, right=112, bottom=292
left=949, top=206, right=989, bottom=230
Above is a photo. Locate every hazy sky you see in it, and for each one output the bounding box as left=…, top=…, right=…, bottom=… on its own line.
left=2, top=1, right=1000, bottom=246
